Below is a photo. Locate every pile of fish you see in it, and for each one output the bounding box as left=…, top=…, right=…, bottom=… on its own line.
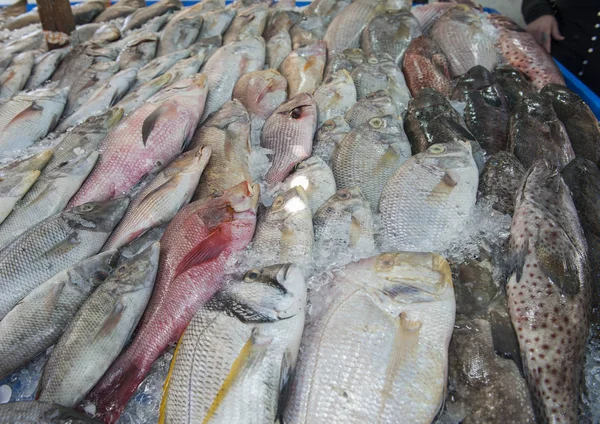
left=0, top=0, right=598, bottom=423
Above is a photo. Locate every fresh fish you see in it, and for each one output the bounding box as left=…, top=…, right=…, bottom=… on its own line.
left=86, top=182, right=259, bottom=423
left=91, top=23, right=121, bottom=44
left=169, top=48, right=215, bottom=82
left=51, top=44, right=116, bottom=89
left=187, top=35, right=222, bottom=51
left=0, top=148, right=52, bottom=177
left=266, top=30, right=292, bottom=70
left=72, top=0, right=106, bottom=25
left=332, top=115, right=411, bottom=210
left=508, top=93, right=575, bottom=170
left=284, top=252, right=455, bottom=424
left=344, top=90, right=397, bottom=128
left=126, top=12, right=170, bottom=34
left=489, top=15, right=564, bottom=89
left=156, top=8, right=204, bottom=57
left=104, top=146, right=211, bottom=251
left=0, top=151, right=99, bottom=248
left=64, top=61, right=120, bottom=118
left=290, top=15, right=327, bottom=49
left=0, top=401, right=100, bottom=423
left=280, top=41, right=326, bottom=97
left=313, top=187, right=376, bottom=256
left=313, top=69, right=357, bottom=129
left=0, top=169, right=40, bottom=224
left=479, top=151, right=525, bottom=215
left=57, top=68, right=137, bottom=132
left=379, top=141, right=478, bottom=251
left=190, top=100, right=251, bottom=200
left=451, top=65, right=510, bottom=155
left=493, top=65, right=535, bottom=110
left=361, top=10, right=422, bottom=64
left=122, top=0, right=182, bottom=32
left=0, top=197, right=128, bottom=321
left=0, top=88, right=67, bottom=157
left=160, top=263, right=306, bottom=424
left=200, top=36, right=265, bottom=122
left=71, top=23, right=104, bottom=46
left=116, top=32, right=158, bottom=70
left=430, top=6, right=497, bottom=77
left=94, top=4, right=136, bottom=23
left=261, top=93, right=317, bottom=185
left=38, top=243, right=159, bottom=408
left=543, top=84, right=600, bottom=166
left=4, top=30, right=44, bottom=55
left=402, top=35, right=451, bottom=97
left=279, top=156, right=336, bottom=214
left=0, top=250, right=118, bottom=378
left=135, top=49, right=191, bottom=87
left=198, top=7, right=236, bottom=38
left=1, top=8, right=40, bottom=31
left=312, top=115, right=350, bottom=164
left=69, top=75, right=207, bottom=206
left=25, top=46, right=72, bottom=90
left=0, top=52, right=12, bottom=76
left=410, top=2, right=455, bottom=33
left=351, top=53, right=411, bottom=114
left=325, top=48, right=366, bottom=78
left=119, top=223, right=167, bottom=260
left=115, top=71, right=173, bottom=114
left=232, top=69, right=287, bottom=147
left=302, top=0, right=336, bottom=18
left=507, top=160, right=590, bottom=423
left=223, top=3, right=268, bottom=44
left=0, top=51, right=35, bottom=99
left=264, top=9, right=294, bottom=41
left=251, top=185, right=313, bottom=266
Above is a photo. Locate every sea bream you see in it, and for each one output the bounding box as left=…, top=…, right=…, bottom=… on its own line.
left=279, top=156, right=336, bottom=214
left=156, top=7, right=204, bottom=57
left=313, top=69, right=357, bottom=129
left=312, top=116, right=351, bottom=164
left=280, top=41, right=326, bottom=98
left=223, top=3, right=268, bottom=44
left=344, top=90, right=397, bottom=128
left=0, top=51, right=35, bottom=99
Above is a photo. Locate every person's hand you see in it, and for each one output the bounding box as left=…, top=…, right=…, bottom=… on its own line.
left=526, top=15, right=565, bottom=53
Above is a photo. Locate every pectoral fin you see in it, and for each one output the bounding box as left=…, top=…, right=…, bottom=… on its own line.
left=173, top=227, right=228, bottom=279
left=95, top=301, right=124, bottom=340
left=535, top=243, right=580, bottom=295
left=141, top=103, right=175, bottom=146
left=7, top=101, right=43, bottom=127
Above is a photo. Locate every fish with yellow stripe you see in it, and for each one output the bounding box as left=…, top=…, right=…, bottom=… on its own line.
left=159, top=264, right=306, bottom=424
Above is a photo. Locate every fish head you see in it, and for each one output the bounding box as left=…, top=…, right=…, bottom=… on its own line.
left=541, top=83, right=579, bottom=105
left=340, top=48, right=366, bottom=66
left=365, top=115, right=404, bottom=140
left=221, top=180, right=260, bottom=214
left=275, top=92, right=317, bottom=132
left=455, top=65, right=495, bottom=92
left=154, top=73, right=208, bottom=102
left=319, top=116, right=350, bottom=135
left=168, top=145, right=212, bottom=175
left=317, top=187, right=370, bottom=217
left=411, top=88, right=448, bottom=110
left=82, top=107, right=125, bottom=133
left=70, top=196, right=130, bottom=232
left=269, top=185, right=311, bottom=222
left=69, top=250, right=120, bottom=291
left=520, top=93, right=555, bottom=120
left=111, top=242, right=160, bottom=291
left=421, top=141, right=474, bottom=168
left=362, top=90, right=395, bottom=110
left=94, top=24, right=121, bottom=43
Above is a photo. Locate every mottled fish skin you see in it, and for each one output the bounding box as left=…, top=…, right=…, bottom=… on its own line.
left=0, top=250, right=119, bottom=378
left=38, top=243, right=160, bottom=408
left=189, top=100, right=251, bottom=200
left=0, top=401, right=100, bottom=423
left=361, top=10, right=422, bottom=64
left=0, top=151, right=99, bottom=249
left=261, top=93, right=317, bottom=185
left=0, top=197, right=128, bottom=321
left=479, top=151, right=525, bottom=216
left=115, top=72, right=173, bottom=114
left=410, top=2, right=455, bottom=33
left=279, top=156, right=336, bottom=214
left=451, top=65, right=510, bottom=155
left=344, top=89, right=397, bottom=128
left=313, top=69, right=357, bottom=129
left=542, top=84, right=600, bottom=167
left=332, top=115, right=411, bottom=211
left=69, top=75, right=208, bottom=206
left=430, top=6, right=497, bottom=78
left=0, top=51, right=35, bottom=99
left=103, top=146, right=211, bottom=251
left=493, top=65, right=535, bottom=110
left=122, top=0, right=182, bottom=32
left=284, top=252, right=455, bottom=424
left=135, top=49, right=191, bottom=87
left=508, top=93, right=575, bottom=170
left=64, top=61, right=120, bottom=119
left=351, top=53, right=411, bottom=115
left=0, top=169, right=40, bottom=225
left=85, top=182, right=258, bottom=424
left=402, top=35, right=451, bottom=97
left=198, top=7, right=236, bottom=38
left=324, top=48, right=366, bottom=78
left=266, top=30, right=292, bottom=70
left=378, top=141, right=478, bottom=252
left=156, top=8, right=204, bottom=57
left=223, top=3, right=268, bottom=44
left=25, top=46, right=72, bottom=90
left=160, top=263, right=306, bottom=424
left=116, top=32, right=158, bottom=70
left=489, top=15, right=564, bottom=90
left=507, top=161, right=590, bottom=423
left=312, top=115, right=350, bottom=165
left=280, top=41, right=326, bottom=98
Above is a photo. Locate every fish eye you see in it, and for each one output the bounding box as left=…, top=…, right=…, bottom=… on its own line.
left=117, top=265, right=127, bottom=274
left=323, top=120, right=335, bottom=129
left=337, top=189, right=351, bottom=200
left=377, top=254, right=396, bottom=270
left=428, top=144, right=446, bottom=154
left=368, top=57, right=378, bottom=64
left=81, top=204, right=94, bottom=212
left=244, top=269, right=261, bottom=282
left=272, top=196, right=285, bottom=209
left=369, top=118, right=385, bottom=129
left=289, top=107, right=303, bottom=119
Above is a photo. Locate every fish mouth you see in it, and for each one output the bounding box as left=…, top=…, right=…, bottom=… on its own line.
left=107, top=107, right=125, bottom=128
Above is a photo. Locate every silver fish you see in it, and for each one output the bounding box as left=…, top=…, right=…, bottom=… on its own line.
left=290, top=15, right=327, bottom=50
left=71, top=23, right=105, bottom=46
left=116, top=32, right=158, bottom=70
left=169, top=48, right=213, bottom=82
left=0, top=149, right=52, bottom=177
left=313, top=69, right=357, bottom=129
left=156, top=8, right=204, bottom=57
left=325, top=48, right=366, bottom=78
left=64, top=61, right=120, bottom=118
left=223, top=3, right=268, bottom=44
left=344, top=89, right=397, bottom=128
left=198, top=7, right=236, bottom=39
left=266, top=30, right=291, bottom=70
left=135, top=49, right=191, bottom=87
left=91, top=23, right=121, bottom=44
left=122, top=0, right=182, bottom=32
left=0, top=51, right=35, bottom=99
left=115, top=71, right=173, bottom=114
left=0, top=401, right=100, bottom=423
left=312, top=116, right=351, bottom=165
left=0, top=169, right=40, bottom=224
left=3, top=30, right=44, bottom=55
left=25, top=46, right=72, bottom=90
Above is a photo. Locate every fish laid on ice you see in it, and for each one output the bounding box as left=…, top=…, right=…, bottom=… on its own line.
left=0, top=51, right=35, bottom=99
left=0, top=149, right=52, bottom=177
left=493, top=64, right=535, bottom=110
left=0, top=169, right=40, bottom=225
left=266, top=30, right=292, bottom=70
left=63, top=61, right=120, bottom=118
left=115, top=72, right=173, bottom=114
left=313, top=69, right=357, bottom=129
left=25, top=46, right=72, bottom=90
left=312, top=116, right=351, bottom=165
left=280, top=41, right=326, bottom=98
left=198, top=7, right=236, bottom=39
left=122, top=0, right=182, bottom=32
left=410, top=2, right=455, bottom=33
left=478, top=151, right=525, bottom=216
left=134, top=50, right=190, bottom=87
left=402, top=35, right=451, bottom=97
left=0, top=401, right=99, bottom=423
left=116, top=32, right=159, bottom=70
left=344, top=89, right=396, bottom=129
left=156, top=7, right=203, bottom=57
left=223, top=3, right=268, bottom=44
left=325, top=47, right=366, bottom=78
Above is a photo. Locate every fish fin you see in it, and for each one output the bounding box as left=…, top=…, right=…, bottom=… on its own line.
left=535, top=243, right=580, bottom=295
left=7, top=101, right=43, bottom=126
left=158, top=327, right=186, bottom=424
left=275, top=349, right=295, bottom=423
left=374, top=144, right=401, bottom=175
left=42, top=279, right=68, bottom=313
left=349, top=215, right=362, bottom=247
left=42, top=233, right=81, bottom=258
left=488, top=294, right=524, bottom=376
left=173, top=226, right=228, bottom=279
left=95, top=301, right=125, bottom=340
left=141, top=103, right=173, bottom=146
left=303, top=56, right=317, bottom=72
left=509, top=237, right=528, bottom=284
left=426, top=170, right=458, bottom=204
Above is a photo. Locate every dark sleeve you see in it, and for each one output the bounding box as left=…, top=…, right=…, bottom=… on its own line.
left=521, top=0, right=554, bottom=24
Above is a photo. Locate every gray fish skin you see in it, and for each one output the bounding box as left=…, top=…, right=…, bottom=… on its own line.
left=261, top=93, right=317, bottom=185
left=91, top=23, right=121, bottom=45
left=507, top=161, right=590, bottom=423
left=0, top=401, right=100, bottom=423
left=493, top=65, right=535, bottom=110
left=0, top=151, right=99, bottom=249
left=51, top=44, right=116, bottom=89
left=38, top=243, right=159, bottom=408
left=479, top=151, right=525, bottom=216
left=0, top=250, right=119, bottom=378
left=25, top=46, right=72, bottom=90
left=280, top=156, right=336, bottom=214
left=0, top=51, right=35, bottom=99
left=119, top=223, right=167, bottom=260
left=290, top=15, right=327, bottom=50
left=332, top=115, right=411, bottom=211
left=170, top=46, right=216, bottom=82
left=313, top=69, right=357, bottom=129
left=201, top=36, right=265, bottom=122
left=3, top=29, right=44, bottom=55
left=0, top=52, right=12, bottom=76
left=0, top=196, right=129, bottom=321
left=325, top=48, right=366, bottom=78
left=542, top=84, right=600, bottom=167
left=135, top=49, right=191, bottom=87
left=198, top=7, right=236, bottom=38
left=0, top=149, right=52, bottom=177
left=161, top=263, right=306, bottom=424
left=116, top=32, right=158, bottom=70
left=94, top=5, right=136, bottom=23
left=508, top=93, right=575, bottom=170
left=115, top=72, right=173, bottom=114
left=344, top=89, right=397, bottom=128
left=71, top=23, right=104, bottom=46
left=361, top=10, right=422, bottom=64
left=378, top=141, right=478, bottom=252
left=266, top=30, right=291, bottom=70
left=64, top=61, right=120, bottom=118
left=264, top=9, right=294, bottom=41
left=312, top=116, right=350, bottom=165
left=122, top=0, right=182, bottom=32
left=223, top=3, right=268, bottom=44
left=156, top=8, right=204, bottom=57
left=72, top=0, right=106, bottom=25
left=0, top=169, right=40, bottom=224
left=351, top=53, right=411, bottom=114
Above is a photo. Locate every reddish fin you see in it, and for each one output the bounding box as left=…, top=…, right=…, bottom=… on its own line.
left=8, top=101, right=42, bottom=126
left=173, top=227, right=228, bottom=279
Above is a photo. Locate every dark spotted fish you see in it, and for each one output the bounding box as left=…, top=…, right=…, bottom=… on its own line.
left=402, top=35, right=451, bottom=97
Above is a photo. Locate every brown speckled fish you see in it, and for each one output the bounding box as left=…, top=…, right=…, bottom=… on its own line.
left=507, top=160, right=591, bottom=423
left=402, top=35, right=451, bottom=97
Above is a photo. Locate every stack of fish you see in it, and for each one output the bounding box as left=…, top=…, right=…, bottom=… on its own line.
left=0, top=0, right=598, bottom=423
